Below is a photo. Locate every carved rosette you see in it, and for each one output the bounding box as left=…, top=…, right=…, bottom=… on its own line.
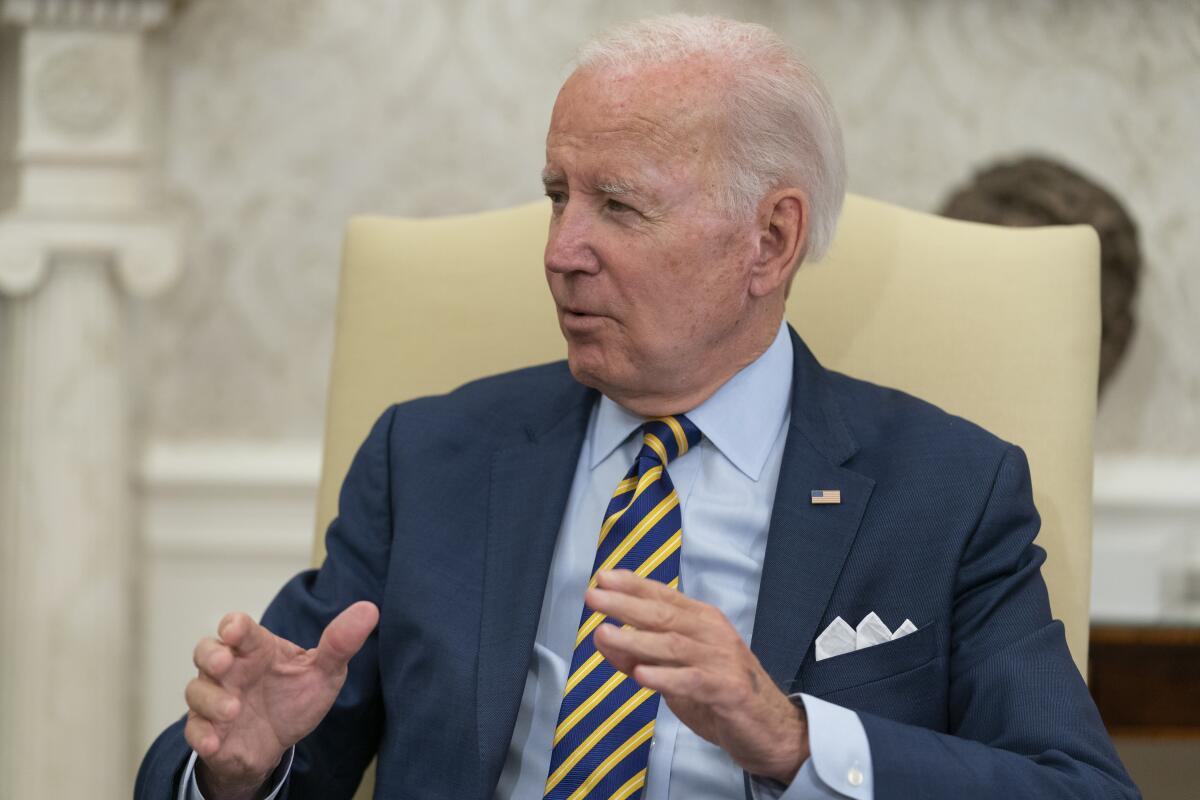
left=33, top=42, right=129, bottom=136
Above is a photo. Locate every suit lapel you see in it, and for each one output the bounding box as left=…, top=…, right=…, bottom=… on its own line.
left=750, top=328, right=875, bottom=690
left=475, top=377, right=594, bottom=794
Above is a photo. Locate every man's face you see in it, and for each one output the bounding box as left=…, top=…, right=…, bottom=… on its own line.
left=543, top=63, right=759, bottom=408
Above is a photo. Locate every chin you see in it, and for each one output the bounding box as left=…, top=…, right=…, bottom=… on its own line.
left=564, top=351, right=605, bottom=391
left=564, top=345, right=621, bottom=394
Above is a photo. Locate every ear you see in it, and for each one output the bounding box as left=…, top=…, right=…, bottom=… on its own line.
left=749, top=189, right=808, bottom=299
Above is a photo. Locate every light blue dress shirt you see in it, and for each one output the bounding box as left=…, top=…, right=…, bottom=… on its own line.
left=182, top=322, right=872, bottom=800
left=494, top=322, right=871, bottom=800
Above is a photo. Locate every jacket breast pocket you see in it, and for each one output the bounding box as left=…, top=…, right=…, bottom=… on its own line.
left=799, top=621, right=938, bottom=697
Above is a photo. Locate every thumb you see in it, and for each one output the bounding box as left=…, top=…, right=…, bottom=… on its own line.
left=314, top=601, right=380, bottom=674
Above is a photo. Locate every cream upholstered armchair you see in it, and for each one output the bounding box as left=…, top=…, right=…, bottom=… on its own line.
left=314, top=194, right=1099, bottom=797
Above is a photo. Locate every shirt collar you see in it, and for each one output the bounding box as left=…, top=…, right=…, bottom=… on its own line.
left=589, top=321, right=793, bottom=481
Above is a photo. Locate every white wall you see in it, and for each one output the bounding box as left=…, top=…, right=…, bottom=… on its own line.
left=135, top=0, right=1200, bottom=453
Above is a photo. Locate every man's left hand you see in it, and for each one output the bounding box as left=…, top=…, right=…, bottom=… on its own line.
left=588, top=569, right=810, bottom=784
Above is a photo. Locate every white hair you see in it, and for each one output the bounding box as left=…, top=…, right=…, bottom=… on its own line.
left=575, top=14, right=846, bottom=262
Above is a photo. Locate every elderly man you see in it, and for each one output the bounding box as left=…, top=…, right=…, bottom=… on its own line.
left=137, top=14, right=1137, bottom=800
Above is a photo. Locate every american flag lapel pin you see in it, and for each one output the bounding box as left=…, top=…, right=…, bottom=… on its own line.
left=811, top=489, right=842, bottom=505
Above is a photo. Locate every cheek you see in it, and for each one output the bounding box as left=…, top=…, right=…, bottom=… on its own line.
left=665, top=247, right=744, bottom=321
left=596, top=228, right=741, bottom=337
left=544, top=268, right=563, bottom=298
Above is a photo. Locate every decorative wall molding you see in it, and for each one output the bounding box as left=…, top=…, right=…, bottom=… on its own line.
left=0, top=0, right=171, bottom=30
left=132, top=442, right=1200, bottom=751
left=139, top=440, right=322, bottom=559
left=1091, top=455, right=1200, bottom=623
left=1093, top=456, right=1200, bottom=512
left=136, top=444, right=1200, bottom=611
left=136, top=440, right=320, bottom=755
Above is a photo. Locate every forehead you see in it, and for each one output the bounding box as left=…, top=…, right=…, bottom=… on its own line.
left=544, top=61, right=728, bottom=180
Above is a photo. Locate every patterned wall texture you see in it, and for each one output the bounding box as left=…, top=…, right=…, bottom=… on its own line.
left=133, top=0, right=1200, bottom=453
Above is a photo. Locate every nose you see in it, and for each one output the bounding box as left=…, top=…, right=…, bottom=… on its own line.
left=545, top=202, right=600, bottom=275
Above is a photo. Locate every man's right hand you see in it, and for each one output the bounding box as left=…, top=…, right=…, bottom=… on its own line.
left=184, top=601, right=380, bottom=800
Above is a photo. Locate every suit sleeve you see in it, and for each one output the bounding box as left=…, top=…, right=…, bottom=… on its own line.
left=135, top=405, right=399, bottom=800
left=855, top=444, right=1139, bottom=800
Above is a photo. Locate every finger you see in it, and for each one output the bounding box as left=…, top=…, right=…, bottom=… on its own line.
left=592, top=623, right=638, bottom=676
left=594, top=624, right=696, bottom=672
left=193, top=637, right=234, bottom=679
left=217, top=611, right=270, bottom=656
left=185, top=676, right=241, bottom=723
left=314, top=601, right=380, bottom=674
left=632, top=664, right=708, bottom=700
left=184, top=711, right=221, bottom=758
left=586, top=585, right=703, bottom=636
left=596, top=569, right=689, bottom=605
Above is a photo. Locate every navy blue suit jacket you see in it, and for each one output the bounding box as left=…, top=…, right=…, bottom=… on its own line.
left=137, top=329, right=1138, bottom=799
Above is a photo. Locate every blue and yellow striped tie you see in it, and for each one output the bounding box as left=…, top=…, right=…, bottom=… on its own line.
left=544, top=414, right=702, bottom=800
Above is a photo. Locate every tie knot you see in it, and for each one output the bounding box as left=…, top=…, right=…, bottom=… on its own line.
left=640, top=415, right=701, bottom=466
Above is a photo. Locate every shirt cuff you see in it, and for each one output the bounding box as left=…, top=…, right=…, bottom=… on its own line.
left=749, top=693, right=873, bottom=800
left=178, top=747, right=295, bottom=800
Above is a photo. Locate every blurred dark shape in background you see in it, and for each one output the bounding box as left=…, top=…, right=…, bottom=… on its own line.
left=941, top=157, right=1141, bottom=396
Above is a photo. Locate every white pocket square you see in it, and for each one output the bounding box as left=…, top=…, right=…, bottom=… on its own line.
left=815, top=613, right=917, bottom=661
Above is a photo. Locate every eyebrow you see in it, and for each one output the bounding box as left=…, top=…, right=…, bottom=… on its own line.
left=540, top=169, right=638, bottom=197
left=594, top=179, right=635, bottom=196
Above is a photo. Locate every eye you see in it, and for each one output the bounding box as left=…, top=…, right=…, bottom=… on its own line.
left=605, top=198, right=635, bottom=214
left=545, top=191, right=566, bottom=211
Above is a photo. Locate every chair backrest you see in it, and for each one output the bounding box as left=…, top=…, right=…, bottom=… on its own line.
left=315, top=194, right=1099, bottom=676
